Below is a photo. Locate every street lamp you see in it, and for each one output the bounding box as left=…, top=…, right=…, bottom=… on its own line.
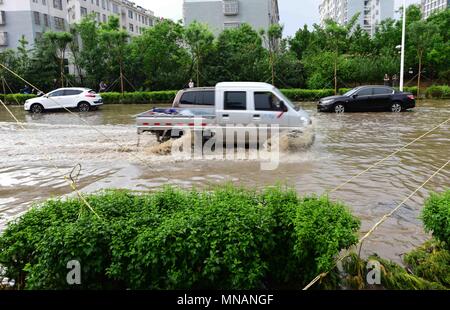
left=399, top=0, right=406, bottom=91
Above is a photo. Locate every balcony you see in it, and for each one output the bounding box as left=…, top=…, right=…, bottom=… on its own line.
left=0, top=11, right=5, bottom=25
left=223, top=0, right=239, bottom=16
left=0, top=32, right=8, bottom=46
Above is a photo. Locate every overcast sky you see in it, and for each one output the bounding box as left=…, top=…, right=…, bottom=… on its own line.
left=134, top=0, right=421, bottom=37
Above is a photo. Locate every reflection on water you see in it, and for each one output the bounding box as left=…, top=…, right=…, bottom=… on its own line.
left=0, top=101, right=449, bottom=262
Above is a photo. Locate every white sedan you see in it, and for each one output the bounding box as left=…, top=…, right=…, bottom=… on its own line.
left=24, top=88, right=103, bottom=113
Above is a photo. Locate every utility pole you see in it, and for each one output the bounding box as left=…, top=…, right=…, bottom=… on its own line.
left=399, top=0, right=406, bottom=92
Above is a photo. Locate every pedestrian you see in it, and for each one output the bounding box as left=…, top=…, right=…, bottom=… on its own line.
left=188, top=79, right=195, bottom=88
left=99, top=80, right=107, bottom=93
left=383, top=74, right=390, bottom=86
left=392, top=74, right=398, bottom=88
left=20, top=85, right=32, bottom=94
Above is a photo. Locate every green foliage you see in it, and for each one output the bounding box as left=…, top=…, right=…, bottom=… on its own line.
left=404, top=239, right=450, bottom=287
left=0, top=186, right=360, bottom=290
left=3, top=94, right=36, bottom=104
left=342, top=253, right=447, bottom=290
left=2, top=85, right=446, bottom=105
left=425, top=85, right=450, bottom=99
left=100, top=91, right=178, bottom=104
left=1, top=5, right=448, bottom=92
left=422, top=189, right=450, bottom=248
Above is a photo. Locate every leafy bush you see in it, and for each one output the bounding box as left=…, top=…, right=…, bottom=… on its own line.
left=3, top=94, right=36, bottom=105
left=422, top=189, right=450, bottom=248
left=281, top=89, right=337, bottom=101
left=0, top=186, right=360, bottom=290
left=342, top=253, right=447, bottom=290
left=3, top=85, right=448, bottom=105
left=101, top=91, right=178, bottom=104
left=404, top=239, right=450, bottom=287
left=426, top=85, right=450, bottom=99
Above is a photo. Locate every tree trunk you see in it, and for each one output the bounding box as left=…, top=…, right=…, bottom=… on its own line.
left=417, top=51, right=422, bottom=99
left=60, top=50, right=65, bottom=88
left=270, top=51, right=275, bottom=86
left=120, top=62, right=124, bottom=95
left=196, top=54, right=200, bottom=88
left=334, top=56, right=338, bottom=95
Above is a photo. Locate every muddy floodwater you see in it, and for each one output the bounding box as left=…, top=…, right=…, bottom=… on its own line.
left=0, top=101, right=449, bottom=262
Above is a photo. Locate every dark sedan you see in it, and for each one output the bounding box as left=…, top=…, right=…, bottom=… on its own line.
left=318, top=86, right=416, bottom=113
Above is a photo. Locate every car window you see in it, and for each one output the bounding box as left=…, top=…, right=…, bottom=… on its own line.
left=254, top=92, right=283, bottom=111
left=48, top=90, right=64, bottom=97
left=224, top=92, right=246, bottom=110
left=357, top=88, right=373, bottom=96
left=199, top=91, right=215, bottom=106
left=180, top=92, right=196, bottom=105
left=373, top=88, right=393, bottom=95
left=64, top=90, right=83, bottom=96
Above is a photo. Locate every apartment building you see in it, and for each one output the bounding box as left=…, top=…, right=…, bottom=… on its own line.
left=0, top=0, right=68, bottom=50
left=183, top=0, right=280, bottom=36
left=67, top=0, right=156, bottom=35
left=0, top=0, right=156, bottom=50
left=319, top=0, right=394, bottom=36
left=421, top=0, right=449, bottom=19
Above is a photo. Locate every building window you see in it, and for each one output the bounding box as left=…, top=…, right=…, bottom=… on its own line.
left=223, top=0, right=239, bottom=16
left=224, top=22, right=240, bottom=29
left=0, top=11, right=5, bottom=25
left=102, top=14, right=107, bottom=23
left=0, top=32, right=7, bottom=46
left=80, top=7, right=87, bottom=17
left=34, top=11, right=40, bottom=25
left=128, top=10, right=133, bottom=19
left=112, top=3, right=119, bottom=14
left=53, top=0, right=62, bottom=10
left=54, top=17, right=65, bottom=30
left=44, top=14, right=49, bottom=27
left=129, top=23, right=134, bottom=32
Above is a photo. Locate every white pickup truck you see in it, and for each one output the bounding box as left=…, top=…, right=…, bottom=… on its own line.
left=136, top=82, right=312, bottom=143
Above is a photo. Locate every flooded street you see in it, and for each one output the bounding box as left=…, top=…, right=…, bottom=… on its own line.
left=0, top=101, right=449, bottom=263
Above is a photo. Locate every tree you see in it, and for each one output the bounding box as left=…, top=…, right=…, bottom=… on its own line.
left=27, top=34, right=60, bottom=91
left=98, top=16, right=129, bottom=93
left=184, top=22, right=214, bottom=87
left=260, top=24, right=283, bottom=86
left=130, top=19, right=190, bottom=90
left=320, top=15, right=357, bottom=94
left=214, top=24, right=265, bottom=83
left=45, top=32, right=72, bottom=88
left=76, top=15, right=105, bottom=89
left=289, top=25, right=311, bottom=60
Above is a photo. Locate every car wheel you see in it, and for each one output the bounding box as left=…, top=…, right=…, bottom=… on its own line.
left=78, top=102, right=90, bottom=112
left=391, top=103, right=402, bottom=113
left=334, top=104, right=345, bottom=114
left=30, top=103, right=44, bottom=114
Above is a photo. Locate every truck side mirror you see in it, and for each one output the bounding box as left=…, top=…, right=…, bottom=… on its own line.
left=281, top=102, right=288, bottom=112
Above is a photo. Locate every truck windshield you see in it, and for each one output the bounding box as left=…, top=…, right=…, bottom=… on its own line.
left=273, top=88, right=298, bottom=110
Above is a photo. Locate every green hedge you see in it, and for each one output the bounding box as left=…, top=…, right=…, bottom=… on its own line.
left=2, top=85, right=446, bottom=105
left=101, top=91, right=178, bottom=104
left=0, top=186, right=360, bottom=290
left=422, top=189, right=450, bottom=249
left=3, top=94, right=37, bottom=104
left=425, top=85, right=450, bottom=99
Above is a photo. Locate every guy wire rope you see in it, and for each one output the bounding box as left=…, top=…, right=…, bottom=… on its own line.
left=303, top=158, right=449, bottom=290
